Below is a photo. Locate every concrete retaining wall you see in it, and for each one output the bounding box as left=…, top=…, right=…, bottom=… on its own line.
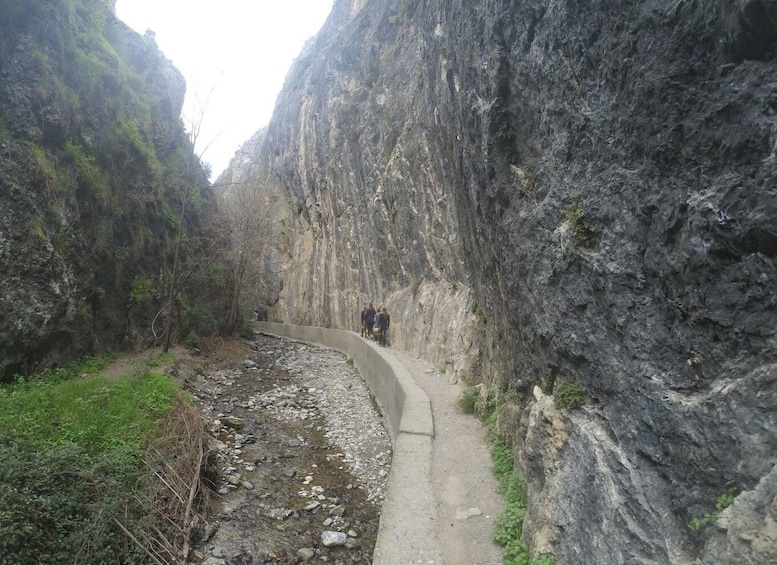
left=252, top=322, right=441, bottom=564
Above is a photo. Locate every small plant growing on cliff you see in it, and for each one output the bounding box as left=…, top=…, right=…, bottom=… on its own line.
left=564, top=192, right=596, bottom=248
left=129, top=276, right=154, bottom=304
left=410, top=279, right=422, bottom=295
left=687, top=483, right=738, bottom=531
left=553, top=382, right=586, bottom=410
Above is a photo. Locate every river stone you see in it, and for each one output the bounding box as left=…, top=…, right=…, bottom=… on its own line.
left=321, top=530, right=347, bottom=547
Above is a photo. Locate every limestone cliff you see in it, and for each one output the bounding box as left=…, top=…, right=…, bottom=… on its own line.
left=222, top=0, right=777, bottom=562
left=0, top=0, right=217, bottom=379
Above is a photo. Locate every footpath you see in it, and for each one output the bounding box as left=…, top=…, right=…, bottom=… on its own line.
left=253, top=322, right=503, bottom=565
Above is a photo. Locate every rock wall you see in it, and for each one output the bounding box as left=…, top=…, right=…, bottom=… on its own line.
left=221, top=0, right=777, bottom=562
left=0, top=0, right=216, bottom=378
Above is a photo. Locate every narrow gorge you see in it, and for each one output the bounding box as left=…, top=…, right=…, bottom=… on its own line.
left=219, top=0, right=777, bottom=563
left=1, top=0, right=775, bottom=563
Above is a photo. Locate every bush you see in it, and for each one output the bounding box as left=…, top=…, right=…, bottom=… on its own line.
left=554, top=382, right=586, bottom=410
left=564, top=192, right=596, bottom=248
left=185, top=332, right=201, bottom=350
left=0, top=359, right=183, bottom=563
left=457, top=387, right=478, bottom=414
left=129, top=275, right=154, bottom=304
left=0, top=442, right=145, bottom=564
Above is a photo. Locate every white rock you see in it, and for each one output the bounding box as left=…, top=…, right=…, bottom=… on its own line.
left=321, top=530, right=347, bottom=546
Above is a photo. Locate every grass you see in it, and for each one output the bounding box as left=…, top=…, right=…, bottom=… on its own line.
left=146, top=351, right=175, bottom=368
left=0, top=355, right=189, bottom=563
left=0, top=370, right=177, bottom=454
left=553, top=382, right=586, bottom=410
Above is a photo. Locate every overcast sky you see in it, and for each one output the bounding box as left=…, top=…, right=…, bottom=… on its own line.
left=114, top=0, right=334, bottom=179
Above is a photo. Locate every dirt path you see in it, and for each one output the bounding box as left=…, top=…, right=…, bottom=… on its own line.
left=390, top=350, right=503, bottom=565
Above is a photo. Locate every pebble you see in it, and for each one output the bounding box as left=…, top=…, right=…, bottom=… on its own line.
left=193, top=336, right=391, bottom=557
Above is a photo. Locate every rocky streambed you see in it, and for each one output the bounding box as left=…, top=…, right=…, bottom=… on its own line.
left=188, top=333, right=391, bottom=564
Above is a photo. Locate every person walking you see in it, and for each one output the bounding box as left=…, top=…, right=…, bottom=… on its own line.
left=376, top=306, right=390, bottom=346
left=360, top=305, right=368, bottom=337
left=365, top=303, right=376, bottom=339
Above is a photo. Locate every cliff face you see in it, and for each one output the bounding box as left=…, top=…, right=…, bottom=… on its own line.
left=222, top=0, right=777, bottom=562
left=0, top=0, right=216, bottom=378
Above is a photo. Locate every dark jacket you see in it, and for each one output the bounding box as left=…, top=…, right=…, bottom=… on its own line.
left=377, top=311, right=389, bottom=331
left=365, top=307, right=376, bottom=325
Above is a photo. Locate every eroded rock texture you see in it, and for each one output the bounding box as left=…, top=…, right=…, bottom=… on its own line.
left=222, top=0, right=777, bottom=562
left=0, top=0, right=214, bottom=378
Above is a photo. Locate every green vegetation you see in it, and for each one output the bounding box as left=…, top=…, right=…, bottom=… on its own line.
left=239, top=323, right=255, bottom=340
left=410, top=278, right=422, bottom=295
left=564, top=192, right=596, bottom=248
left=456, top=386, right=478, bottom=414
left=491, top=439, right=555, bottom=565
left=466, top=386, right=554, bottom=564
left=146, top=351, right=175, bottom=368
left=553, top=382, right=586, bottom=410
left=492, top=439, right=529, bottom=563
left=185, top=332, right=201, bottom=350
left=129, top=275, right=154, bottom=304
left=63, top=141, right=109, bottom=199
left=0, top=356, right=185, bottom=563
left=688, top=484, right=738, bottom=531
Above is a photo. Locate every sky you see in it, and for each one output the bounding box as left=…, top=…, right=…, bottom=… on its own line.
left=114, top=0, right=334, bottom=179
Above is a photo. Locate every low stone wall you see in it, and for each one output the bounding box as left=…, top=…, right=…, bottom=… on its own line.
left=253, top=322, right=432, bottom=439
left=252, top=322, right=440, bottom=564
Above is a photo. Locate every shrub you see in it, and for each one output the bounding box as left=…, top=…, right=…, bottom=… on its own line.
left=410, top=279, right=422, bottom=295
left=456, top=387, right=478, bottom=414
left=564, top=192, right=596, bottom=248
left=554, top=382, right=586, bottom=410
left=185, top=332, right=200, bottom=350
left=129, top=275, right=154, bottom=304
left=0, top=361, right=183, bottom=563
left=0, top=442, right=144, bottom=564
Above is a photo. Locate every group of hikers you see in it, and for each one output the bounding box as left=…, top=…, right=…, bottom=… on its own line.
left=360, top=303, right=390, bottom=346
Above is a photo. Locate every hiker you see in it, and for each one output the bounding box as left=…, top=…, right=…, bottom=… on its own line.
left=376, top=306, right=390, bottom=346
left=360, top=305, right=368, bottom=337
left=364, top=303, right=376, bottom=338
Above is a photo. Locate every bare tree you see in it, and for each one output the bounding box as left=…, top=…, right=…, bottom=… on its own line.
left=215, top=175, right=280, bottom=332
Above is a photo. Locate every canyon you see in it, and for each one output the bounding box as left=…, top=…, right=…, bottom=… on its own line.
left=218, top=0, right=777, bottom=562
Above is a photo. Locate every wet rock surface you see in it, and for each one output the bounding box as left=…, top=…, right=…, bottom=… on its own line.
left=190, top=334, right=390, bottom=564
